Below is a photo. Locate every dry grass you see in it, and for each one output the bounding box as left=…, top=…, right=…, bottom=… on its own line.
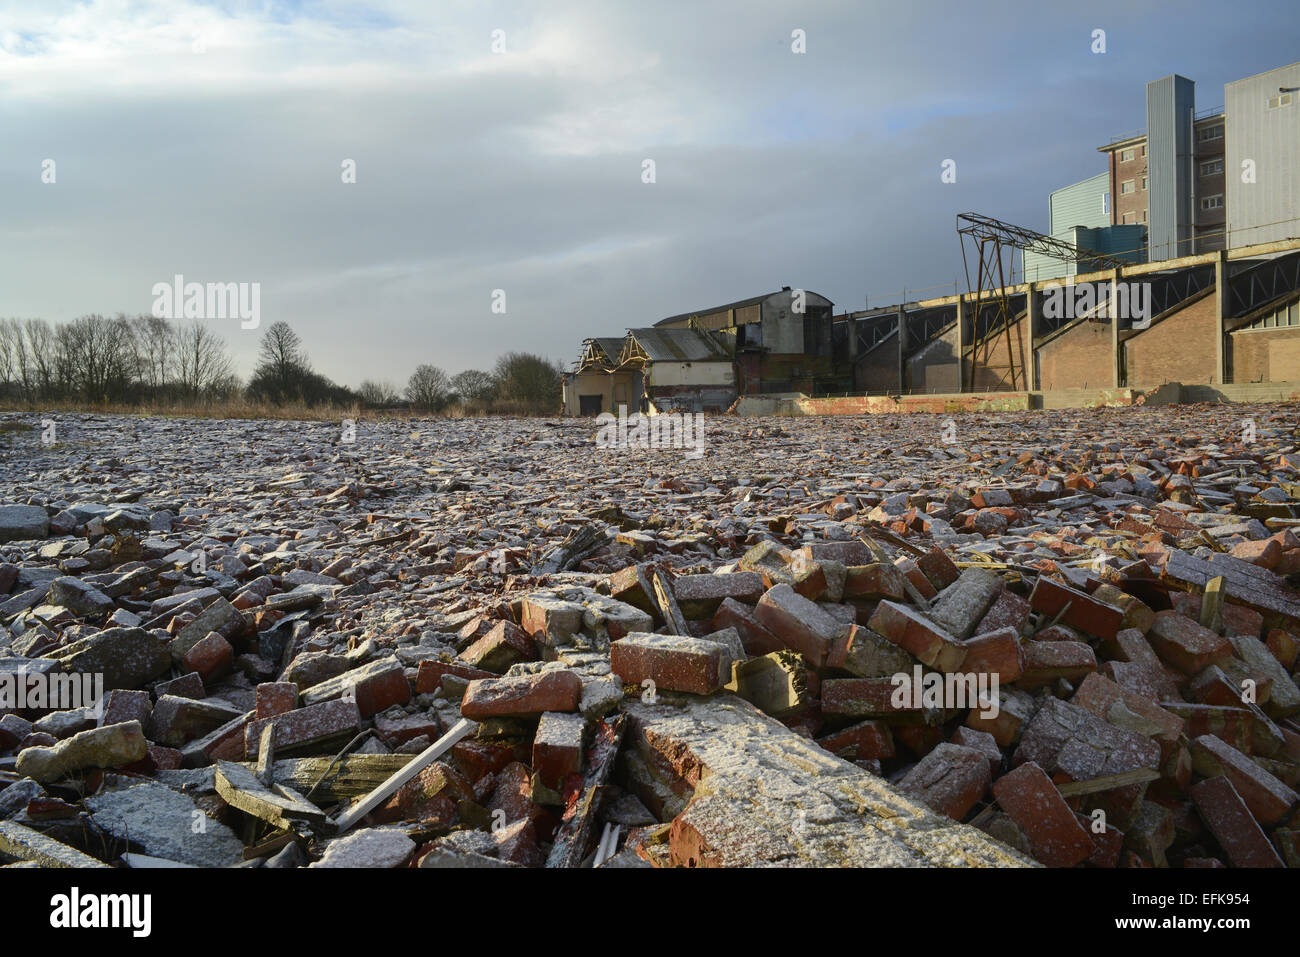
left=0, top=397, right=559, bottom=422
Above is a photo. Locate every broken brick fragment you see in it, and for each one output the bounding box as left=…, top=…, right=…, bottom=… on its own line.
left=992, top=760, right=1094, bottom=867
left=1148, top=610, right=1233, bottom=675
left=460, top=670, right=583, bottom=719
left=610, top=632, right=732, bottom=695
left=897, top=742, right=991, bottom=820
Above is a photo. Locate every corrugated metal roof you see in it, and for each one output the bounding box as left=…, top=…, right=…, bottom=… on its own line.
left=655, top=291, right=779, bottom=327
left=627, top=327, right=731, bottom=362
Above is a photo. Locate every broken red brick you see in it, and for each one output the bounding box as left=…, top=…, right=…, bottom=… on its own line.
left=961, top=627, right=1024, bottom=682
left=815, top=719, right=895, bottom=760
left=610, top=632, right=732, bottom=695
left=1017, top=639, right=1098, bottom=688
left=1149, top=610, right=1233, bottom=675
left=841, top=564, right=907, bottom=601
left=415, top=659, right=495, bottom=694
left=897, top=742, right=990, bottom=820
left=532, top=711, right=586, bottom=790
left=1029, top=576, right=1123, bottom=641
left=255, top=682, right=297, bottom=719
left=710, top=597, right=785, bottom=657
left=460, top=670, right=583, bottom=719
left=916, top=547, right=960, bottom=590
left=1189, top=775, right=1284, bottom=868
left=754, top=583, right=847, bottom=668
left=867, top=600, right=967, bottom=672
left=244, top=698, right=360, bottom=759
left=460, top=620, right=537, bottom=673
left=992, top=760, right=1094, bottom=867
left=1188, top=734, right=1298, bottom=824
left=180, top=631, right=234, bottom=684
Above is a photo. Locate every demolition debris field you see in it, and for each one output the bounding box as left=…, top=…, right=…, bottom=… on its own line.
left=2, top=404, right=1300, bottom=869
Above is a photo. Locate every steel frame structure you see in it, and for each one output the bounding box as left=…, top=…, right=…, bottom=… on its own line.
left=957, top=212, right=1129, bottom=391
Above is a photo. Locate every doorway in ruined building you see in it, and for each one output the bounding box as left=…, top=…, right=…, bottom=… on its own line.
left=578, top=395, right=603, bottom=415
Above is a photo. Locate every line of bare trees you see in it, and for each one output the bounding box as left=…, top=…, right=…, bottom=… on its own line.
left=0, top=314, right=237, bottom=404
left=1, top=314, right=567, bottom=413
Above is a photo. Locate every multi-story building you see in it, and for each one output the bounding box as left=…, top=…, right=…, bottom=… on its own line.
left=1096, top=75, right=1227, bottom=259
left=1087, top=62, right=1300, bottom=262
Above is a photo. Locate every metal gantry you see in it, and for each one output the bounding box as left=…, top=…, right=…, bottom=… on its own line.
left=957, top=213, right=1129, bottom=391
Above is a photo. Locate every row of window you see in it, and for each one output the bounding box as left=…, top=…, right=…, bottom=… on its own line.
left=1116, top=95, right=1289, bottom=165
left=1246, top=299, right=1300, bottom=330
left=1109, top=193, right=1222, bottom=222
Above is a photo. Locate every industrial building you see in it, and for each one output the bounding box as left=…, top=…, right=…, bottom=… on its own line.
left=562, top=288, right=843, bottom=414
left=564, top=60, right=1300, bottom=415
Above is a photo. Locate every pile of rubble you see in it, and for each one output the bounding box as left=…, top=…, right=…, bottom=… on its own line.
left=1, top=406, right=1299, bottom=868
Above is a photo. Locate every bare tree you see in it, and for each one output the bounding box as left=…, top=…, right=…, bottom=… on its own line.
left=131, top=313, right=176, bottom=393
left=252, top=321, right=310, bottom=400
left=358, top=380, right=401, bottom=406
left=450, top=369, right=495, bottom=403
left=406, top=364, right=451, bottom=413
left=21, top=319, right=54, bottom=400
left=175, top=320, right=234, bottom=399
left=0, top=320, right=19, bottom=396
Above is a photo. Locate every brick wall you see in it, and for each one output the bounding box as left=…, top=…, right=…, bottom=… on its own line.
left=909, top=325, right=961, bottom=393
left=1037, top=319, right=1114, bottom=390
left=969, top=313, right=1030, bottom=391
left=854, top=340, right=900, bottom=392
left=1231, top=327, right=1300, bottom=383
left=1124, top=292, right=1218, bottom=387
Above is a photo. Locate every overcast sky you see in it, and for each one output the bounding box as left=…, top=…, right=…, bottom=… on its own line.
left=3, top=0, right=1297, bottom=388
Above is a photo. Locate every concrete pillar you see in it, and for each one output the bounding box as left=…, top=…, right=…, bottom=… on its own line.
left=1111, top=268, right=1123, bottom=388
left=847, top=318, right=859, bottom=362
left=954, top=297, right=966, bottom=393
left=896, top=306, right=907, bottom=394
left=1025, top=282, right=1037, bottom=392
left=1214, top=249, right=1229, bottom=384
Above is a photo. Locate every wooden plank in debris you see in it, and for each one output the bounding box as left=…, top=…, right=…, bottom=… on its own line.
left=332, top=718, right=475, bottom=834
left=215, top=761, right=325, bottom=829
left=652, top=570, right=691, bottom=635
left=531, top=522, right=606, bottom=575
left=1056, top=768, right=1160, bottom=798
left=266, top=755, right=415, bottom=801
left=1199, top=576, right=1226, bottom=634
left=255, top=723, right=275, bottom=787
left=546, top=714, right=626, bottom=868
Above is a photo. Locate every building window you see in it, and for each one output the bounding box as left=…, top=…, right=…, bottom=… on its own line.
left=1200, top=159, right=1224, bottom=176
left=1142, top=209, right=1148, bottom=222
left=1141, top=176, right=1148, bottom=190
left=1200, top=194, right=1224, bottom=211
left=1247, top=300, right=1300, bottom=330
left=1268, top=92, right=1294, bottom=110
left=1102, top=192, right=1110, bottom=215
left=1120, top=148, right=1135, bottom=162
left=1198, top=125, right=1224, bottom=142
left=1122, top=211, right=1136, bottom=224
left=1141, top=145, right=1147, bottom=157
left=1121, top=179, right=1136, bottom=195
